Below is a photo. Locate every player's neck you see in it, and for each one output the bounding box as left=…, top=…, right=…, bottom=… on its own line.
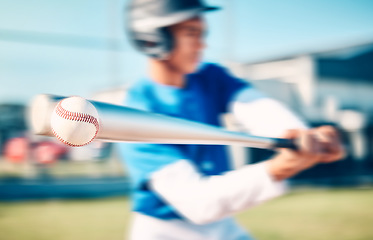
left=149, top=59, right=185, bottom=88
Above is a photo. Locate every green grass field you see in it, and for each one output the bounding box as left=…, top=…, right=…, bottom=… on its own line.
left=0, top=188, right=372, bottom=240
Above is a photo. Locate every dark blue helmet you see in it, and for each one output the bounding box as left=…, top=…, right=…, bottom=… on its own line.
left=126, top=0, right=220, bottom=59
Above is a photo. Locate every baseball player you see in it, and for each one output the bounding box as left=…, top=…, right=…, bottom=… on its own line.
left=119, top=0, right=345, bottom=239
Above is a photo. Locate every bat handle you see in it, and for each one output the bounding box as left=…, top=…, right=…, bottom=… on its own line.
left=272, top=138, right=298, bottom=150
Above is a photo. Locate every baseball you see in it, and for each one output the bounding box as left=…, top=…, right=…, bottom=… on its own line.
left=51, top=96, right=100, bottom=147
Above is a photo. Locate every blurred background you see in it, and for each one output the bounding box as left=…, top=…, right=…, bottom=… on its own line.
left=0, top=0, right=373, bottom=239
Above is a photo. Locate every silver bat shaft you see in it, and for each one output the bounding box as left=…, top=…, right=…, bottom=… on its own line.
left=29, top=94, right=297, bottom=150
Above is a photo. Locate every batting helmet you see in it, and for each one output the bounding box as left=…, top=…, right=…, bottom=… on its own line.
left=126, top=0, right=220, bottom=59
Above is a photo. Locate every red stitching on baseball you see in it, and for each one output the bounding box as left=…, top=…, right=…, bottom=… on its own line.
left=52, top=99, right=100, bottom=147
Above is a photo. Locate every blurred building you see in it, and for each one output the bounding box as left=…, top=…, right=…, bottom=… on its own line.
left=227, top=41, right=373, bottom=184
left=0, top=104, right=27, bottom=154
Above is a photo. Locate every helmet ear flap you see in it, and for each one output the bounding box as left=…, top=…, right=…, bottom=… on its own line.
left=129, top=27, right=174, bottom=60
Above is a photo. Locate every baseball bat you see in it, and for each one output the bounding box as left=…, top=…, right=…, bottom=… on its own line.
left=28, top=94, right=298, bottom=150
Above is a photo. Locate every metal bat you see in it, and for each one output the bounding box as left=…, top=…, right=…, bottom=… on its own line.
left=28, top=94, right=297, bottom=150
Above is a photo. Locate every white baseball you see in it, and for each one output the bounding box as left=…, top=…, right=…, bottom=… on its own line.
left=51, top=96, right=100, bottom=147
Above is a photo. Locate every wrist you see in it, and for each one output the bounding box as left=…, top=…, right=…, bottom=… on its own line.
left=267, top=154, right=303, bottom=181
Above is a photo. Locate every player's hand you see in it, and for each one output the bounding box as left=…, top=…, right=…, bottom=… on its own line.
left=312, top=125, right=346, bottom=163
left=267, top=126, right=345, bottom=181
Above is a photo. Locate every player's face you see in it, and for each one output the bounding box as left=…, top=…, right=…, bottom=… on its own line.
left=167, top=16, right=206, bottom=74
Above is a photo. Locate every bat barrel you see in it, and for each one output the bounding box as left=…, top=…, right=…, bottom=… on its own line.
left=91, top=100, right=297, bottom=150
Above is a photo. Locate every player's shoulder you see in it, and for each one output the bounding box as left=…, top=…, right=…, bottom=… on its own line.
left=124, top=78, right=153, bottom=110
left=193, top=62, right=249, bottom=89
left=190, top=63, right=234, bottom=88
left=194, top=62, right=229, bottom=76
left=127, top=77, right=157, bottom=96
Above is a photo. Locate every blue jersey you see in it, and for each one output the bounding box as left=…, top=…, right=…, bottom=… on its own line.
left=118, top=63, right=250, bottom=220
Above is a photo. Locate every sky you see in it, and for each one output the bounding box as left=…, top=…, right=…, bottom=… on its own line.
left=207, top=0, right=373, bottom=62
left=0, top=0, right=373, bottom=104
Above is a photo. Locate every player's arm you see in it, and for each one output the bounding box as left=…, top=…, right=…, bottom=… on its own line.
left=230, top=87, right=308, bottom=138
left=120, top=139, right=286, bottom=225
left=150, top=127, right=344, bottom=225
left=150, top=159, right=285, bottom=225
